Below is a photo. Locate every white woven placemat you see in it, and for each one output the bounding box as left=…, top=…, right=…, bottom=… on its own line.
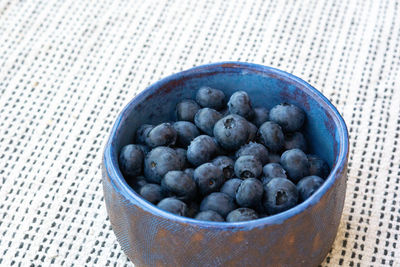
left=0, top=0, right=399, bottom=266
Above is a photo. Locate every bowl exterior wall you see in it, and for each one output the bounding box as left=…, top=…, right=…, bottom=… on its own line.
left=102, top=162, right=347, bottom=267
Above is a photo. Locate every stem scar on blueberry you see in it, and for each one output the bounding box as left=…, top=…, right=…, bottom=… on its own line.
left=151, top=161, right=156, bottom=168
left=241, top=171, right=253, bottom=178
left=275, top=190, right=288, bottom=205
left=224, top=118, right=235, bottom=129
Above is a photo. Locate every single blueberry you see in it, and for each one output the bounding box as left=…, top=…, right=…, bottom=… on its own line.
left=213, top=114, right=249, bottom=151
left=136, top=124, right=154, bottom=144
left=144, top=146, right=181, bottom=184
left=297, top=175, right=325, bottom=202
left=145, top=122, right=177, bottom=147
left=252, top=107, right=269, bottom=127
left=269, top=103, right=305, bottom=132
left=175, top=148, right=189, bottom=169
left=247, top=121, right=258, bottom=142
left=263, top=178, right=299, bottom=215
left=194, top=108, right=222, bottom=136
left=212, top=156, right=235, bottom=180
left=236, top=178, right=264, bottom=208
left=220, top=178, right=242, bottom=199
left=258, top=121, right=285, bottom=153
left=119, top=144, right=144, bottom=177
left=226, top=208, right=259, bottom=222
left=284, top=132, right=307, bottom=152
left=307, top=154, right=330, bottom=178
left=196, top=86, right=226, bottom=110
left=195, top=210, right=224, bottom=222
left=173, top=121, right=200, bottom=147
left=157, top=197, right=188, bottom=216
left=139, top=183, right=164, bottom=204
left=187, top=135, right=218, bottom=166
left=236, top=142, right=269, bottom=165
left=234, top=155, right=262, bottom=178
left=161, top=171, right=197, bottom=201
left=176, top=99, right=201, bottom=122
left=280, top=149, right=310, bottom=183
left=262, top=163, right=287, bottom=179
left=268, top=153, right=281, bottom=163
left=227, top=91, right=254, bottom=120
left=194, top=163, right=224, bottom=196
left=200, top=192, right=237, bottom=217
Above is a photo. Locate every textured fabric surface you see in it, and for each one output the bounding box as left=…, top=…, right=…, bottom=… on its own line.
left=0, top=0, right=399, bottom=266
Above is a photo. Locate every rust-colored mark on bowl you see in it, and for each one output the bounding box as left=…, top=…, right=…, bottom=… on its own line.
left=233, top=231, right=245, bottom=243
left=191, top=232, right=204, bottom=242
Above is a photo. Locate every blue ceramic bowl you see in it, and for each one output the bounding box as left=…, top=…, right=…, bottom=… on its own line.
left=102, top=62, right=349, bottom=267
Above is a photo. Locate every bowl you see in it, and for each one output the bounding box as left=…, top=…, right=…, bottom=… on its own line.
left=102, top=62, right=349, bottom=267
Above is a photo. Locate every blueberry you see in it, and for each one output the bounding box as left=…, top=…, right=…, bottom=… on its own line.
left=145, top=122, right=177, bottom=147
left=173, top=121, right=200, bottom=147
left=220, top=178, right=242, bottom=199
left=195, top=210, right=224, bottom=222
left=284, top=132, right=307, bottom=152
left=307, top=154, right=330, bottom=178
left=139, top=183, right=164, bottom=204
left=252, top=107, right=269, bottom=127
left=247, top=121, right=258, bottom=142
left=263, top=178, right=299, bottom=215
left=187, top=135, right=218, bottom=166
left=194, top=108, right=222, bottom=136
left=196, top=86, right=226, bottom=110
left=200, top=192, right=237, bottom=217
left=234, top=155, right=262, bottom=178
left=280, top=149, right=310, bottom=183
left=226, top=208, right=258, bottom=222
left=137, top=144, right=150, bottom=155
left=297, top=175, right=324, bottom=202
left=175, top=148, right=189, bottom=169
left=220, top=108, right=230, bottom=117
left=213, top=115, right=249, bottom=151
left=212, top=156, right=235, bottom=180
left=157, top=197, right=188, bottom=216
left=262, top=163, right=287, bottom=179
left=183, top=168, right=195, bottom=179
left=131, top=175, right=148, bottom=191
left=269, top=103, right=305, bottom=132
left=236, top=178, right=264, bottom=208
left=260, top=177, right=273, bottom=187
left=144, top=147, right=181, bottom=184
left=258, top=121, right=285, bottom=153
left=119, top=144, right=144, bottom=177
left=227, top=91, right=254, bottom=120
left=268, top=153, right=281, bottom=163
left=161, top=171, right=197, bottom=201
left=176, top=99, right=201, bottom=122
left=136, top=124, right=154, bottom=144
left=236, top=142, right=269, bottom=165
left=194, top=163, right=224, bottom=196
left=187, top=201, right=200, bottom=218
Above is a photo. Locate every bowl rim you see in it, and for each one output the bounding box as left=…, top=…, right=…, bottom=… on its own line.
left=103, top=61, right=349, bottom=229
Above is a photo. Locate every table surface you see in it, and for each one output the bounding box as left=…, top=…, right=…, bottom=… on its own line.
left=0, top=0, right=399, bottom=266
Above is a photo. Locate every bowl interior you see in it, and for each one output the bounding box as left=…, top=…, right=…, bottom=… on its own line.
left=114, top=63, right=341, bottom=171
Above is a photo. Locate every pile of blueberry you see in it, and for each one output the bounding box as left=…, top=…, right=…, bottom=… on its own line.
left=119, top=87, right=330, bottom=222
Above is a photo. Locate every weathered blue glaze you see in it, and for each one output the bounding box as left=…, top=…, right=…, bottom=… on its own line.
left=102, top=62, right=349, bottom=267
